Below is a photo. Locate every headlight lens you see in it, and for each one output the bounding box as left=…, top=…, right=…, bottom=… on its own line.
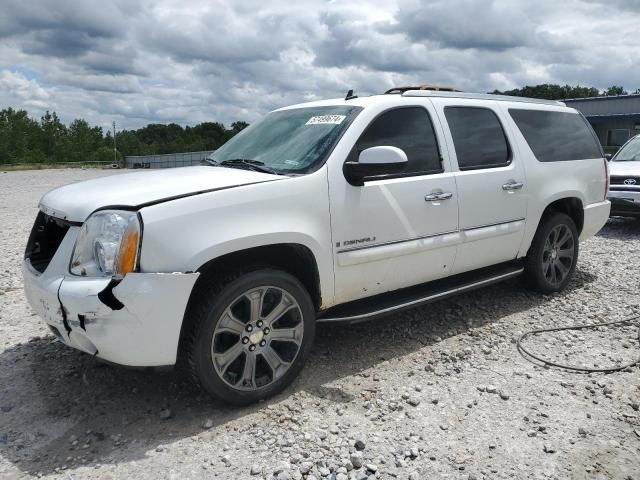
left=70, top=210, right=141, bottom=277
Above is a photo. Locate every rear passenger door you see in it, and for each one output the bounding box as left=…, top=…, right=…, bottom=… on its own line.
left=434, top=100, right=527, bottom=274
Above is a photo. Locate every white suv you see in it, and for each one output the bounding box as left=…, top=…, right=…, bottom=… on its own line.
left=23, top=88, right=610, bottom=404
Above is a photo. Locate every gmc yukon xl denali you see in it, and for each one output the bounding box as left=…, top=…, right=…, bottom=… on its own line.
left=23, top=88, right=610, bottom=404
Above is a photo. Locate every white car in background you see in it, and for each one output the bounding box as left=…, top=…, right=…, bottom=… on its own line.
left=22, top=87, right=610, bottom=404
left=607, top=134, right=640, bottom=218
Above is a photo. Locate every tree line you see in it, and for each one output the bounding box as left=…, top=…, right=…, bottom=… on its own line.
left=0, top=107, right=249, bottom=165
left=491, top=84, right=639, bottom=100
left=2, top=83, right=639, bottom=165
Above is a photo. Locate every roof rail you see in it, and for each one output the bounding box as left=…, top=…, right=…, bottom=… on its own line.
left=402, top=90, right=566, bottom=107
left=385, top=84, right=462, bottom=94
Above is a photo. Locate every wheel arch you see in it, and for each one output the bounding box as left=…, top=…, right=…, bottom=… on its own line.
left=177, top=243, right=323, bottom=365
left=540, top=197, right=584, bottom=235
left=194, top=243, right=322, bottom=309
left=521, top=196, right=584, bottom=258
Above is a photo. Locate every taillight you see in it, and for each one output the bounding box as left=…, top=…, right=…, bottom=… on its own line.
left=603, top=157, right=609, bottom=200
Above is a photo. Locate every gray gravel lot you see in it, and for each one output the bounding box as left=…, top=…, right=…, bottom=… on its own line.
left=1, top=168, right=639, bottom=480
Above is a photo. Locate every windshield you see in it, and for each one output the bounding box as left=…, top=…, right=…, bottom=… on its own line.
left=613, top=136, right=640, bottom=162
left=209, top=106, right=362, bottom=174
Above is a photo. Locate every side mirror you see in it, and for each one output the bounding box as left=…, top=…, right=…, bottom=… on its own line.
left=605, top=153, right=612, bottom=161
left=343, top=146, right=408, bottom=186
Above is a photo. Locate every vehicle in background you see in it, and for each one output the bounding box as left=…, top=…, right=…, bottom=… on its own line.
left=22, top=87, right=610, bottom=405
left=608, top=134, right=640, bottom=218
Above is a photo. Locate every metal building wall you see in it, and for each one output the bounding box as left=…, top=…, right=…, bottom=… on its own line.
left=565, top=95, right=640, bottom=116
left=565, top=96, right=640, bottom=152
left=126, top=150, right=214, bottom=169
left=589, top=118, right=639, bottom=147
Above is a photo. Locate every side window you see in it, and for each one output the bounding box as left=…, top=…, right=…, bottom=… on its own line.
left=509, top=109, right=602, bottom=162
left=350, top=107, right=442, bottom=176
left=444, top=107, right=511, bottom=170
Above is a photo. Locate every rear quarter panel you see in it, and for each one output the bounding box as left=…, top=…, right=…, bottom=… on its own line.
left=498, top=103, right=607, bottom=256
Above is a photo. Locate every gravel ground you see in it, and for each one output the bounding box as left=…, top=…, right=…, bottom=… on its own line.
left=1, top=168, right=639, bottom=480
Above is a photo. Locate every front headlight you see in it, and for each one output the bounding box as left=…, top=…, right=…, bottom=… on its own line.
left=70, top=210, right=141, bottom=277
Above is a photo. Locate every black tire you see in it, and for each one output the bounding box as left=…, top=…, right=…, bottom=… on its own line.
left=180, top=268, right=315, bottom=405
left=525, top=212, right=579, bottom=293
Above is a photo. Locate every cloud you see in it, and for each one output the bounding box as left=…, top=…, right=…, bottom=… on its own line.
left=581, top=0, right=640, bottom=11
left=386, top=0, right=539, bottom=51
left=0, top=0, right=639, bottom=130
left=0, top=0, right=129, bottom=45
left=0, top=70, right=50, bottom=102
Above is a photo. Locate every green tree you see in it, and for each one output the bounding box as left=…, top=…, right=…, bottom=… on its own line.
left=40, top=111, right=68, bottom=163
left=231, top=121, right=249, bottom=134
left=94, top=145, right=117, bottom=163
left=0, top=108, right=43, bottom=164
left=604, top=85, right=627, bottom=96
left=491, top=84, right=602, bottom=100
left=68, top=119, right=104, bottom=162
left=0, top=107, right=248, bottom=166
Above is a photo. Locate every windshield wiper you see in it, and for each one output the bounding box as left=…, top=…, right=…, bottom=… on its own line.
left=202, top=158, right=218, bottom=166
left=218, top=158, right=278, bottom=175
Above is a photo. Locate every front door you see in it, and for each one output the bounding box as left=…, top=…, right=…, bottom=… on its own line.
left=328, top=104, right=459, bottom=304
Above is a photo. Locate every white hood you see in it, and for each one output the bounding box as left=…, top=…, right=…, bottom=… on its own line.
left=609, top=161, right=640, bottom=176
left=39, top=166, right=281, bottom=222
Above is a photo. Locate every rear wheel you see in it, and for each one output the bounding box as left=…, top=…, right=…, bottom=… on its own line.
left=525, top=212, right=579, bottom=293
left=182, top=269, right=315, bottom=405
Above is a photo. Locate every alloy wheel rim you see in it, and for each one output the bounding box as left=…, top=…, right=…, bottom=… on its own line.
left=542, top=224, right=575, bottom=286
left=211, top=286, right=304, bottom=391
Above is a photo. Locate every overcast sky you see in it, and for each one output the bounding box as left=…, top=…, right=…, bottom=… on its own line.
left=1, top=0, right=639, bottom=130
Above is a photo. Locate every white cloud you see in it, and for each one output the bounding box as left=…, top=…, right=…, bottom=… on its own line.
left=0, top=70, right=50, bottom=102
left=0, top=0, right=639, bottom=130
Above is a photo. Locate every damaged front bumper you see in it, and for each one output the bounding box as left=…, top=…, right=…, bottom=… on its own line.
left=22, top=226, right=199, bottom=366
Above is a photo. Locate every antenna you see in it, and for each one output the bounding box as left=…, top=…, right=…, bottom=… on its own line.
left=345, top=89, right=358, bottom=100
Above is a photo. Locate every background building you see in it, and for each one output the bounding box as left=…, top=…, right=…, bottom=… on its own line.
left=125, top=150, right=214, bottom=169
left=564, top=95, right=640, bottom=154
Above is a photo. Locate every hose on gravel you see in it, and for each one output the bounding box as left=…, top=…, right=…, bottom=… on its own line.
left=517, top=314, right=640, bottom=373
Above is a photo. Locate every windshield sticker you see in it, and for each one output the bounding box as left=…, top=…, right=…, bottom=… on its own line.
left=305, top=115, right=346, bottom=125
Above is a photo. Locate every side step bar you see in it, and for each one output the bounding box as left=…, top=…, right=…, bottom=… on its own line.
left=317, top=262, right=524, bottom=324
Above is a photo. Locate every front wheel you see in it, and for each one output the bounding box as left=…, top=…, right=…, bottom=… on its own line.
left=183, top=269, right=315, bottom=405
left=525, top=212, right=579, bottom=293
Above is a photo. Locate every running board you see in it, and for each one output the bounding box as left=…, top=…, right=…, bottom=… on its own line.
left=317, top=262, right=524, bottom=324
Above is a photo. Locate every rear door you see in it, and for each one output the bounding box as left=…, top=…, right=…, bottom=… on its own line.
left=433, top=100, right=527, bottom=274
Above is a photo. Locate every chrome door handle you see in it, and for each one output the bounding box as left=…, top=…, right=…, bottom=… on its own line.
left=502, top=182, right=524, bottom=191
left=425, top=192, right=453, bottom=202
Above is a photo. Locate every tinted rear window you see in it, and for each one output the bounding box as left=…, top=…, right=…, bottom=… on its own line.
left=509, top=109, right=602, bottom=162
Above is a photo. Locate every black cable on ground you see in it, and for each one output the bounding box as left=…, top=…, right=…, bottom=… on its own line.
left=517, top=314, right=640, bottom=373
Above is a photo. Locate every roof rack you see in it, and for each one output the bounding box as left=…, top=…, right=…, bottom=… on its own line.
left=385, top=84, right=462, bottom=94
left=401, top=90, right=565, bottom=107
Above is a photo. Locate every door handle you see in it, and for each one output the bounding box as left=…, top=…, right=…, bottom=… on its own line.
left=424, top=192, right=453, bottom=202
left=502, top=182, right=524, bottom=191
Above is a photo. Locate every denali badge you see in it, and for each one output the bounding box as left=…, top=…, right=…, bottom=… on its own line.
left=624, top=178, right=637, bottom=185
